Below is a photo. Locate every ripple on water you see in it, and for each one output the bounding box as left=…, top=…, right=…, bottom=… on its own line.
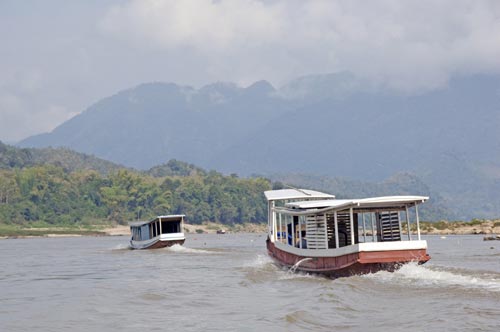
left=139, top=293, right=168, bottom=301
left=284, top=310, right=357, bottom=331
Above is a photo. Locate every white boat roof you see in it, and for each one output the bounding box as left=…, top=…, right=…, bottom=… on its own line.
left=285, top=196, right=429, bottom=210
left=129, top=214, right=185, bottom=227
left=264, top=189, right=335, bottom=201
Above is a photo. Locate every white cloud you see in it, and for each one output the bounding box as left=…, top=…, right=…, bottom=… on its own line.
left=1, top=0, right=500, bottom=142
left=100, top=0, right=281, bottom=52
left=100, top=0, right=500, bottom=91
left=0, top=91, right=78, bottom=142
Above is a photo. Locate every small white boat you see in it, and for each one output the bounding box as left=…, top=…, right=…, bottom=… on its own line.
left=129, top=215, right=186, bottom=249
left=265, top=189, right=430, bottom=277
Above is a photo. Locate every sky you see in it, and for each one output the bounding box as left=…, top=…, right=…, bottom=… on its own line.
left=1, top=0, right=500, bottom=143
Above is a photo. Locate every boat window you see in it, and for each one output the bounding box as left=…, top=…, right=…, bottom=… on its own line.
left=152, top=221, right=157, bottom=238
left=304, top=214, right=328, bottom=250
left=356, top=212, right=378, bottom=243
left=376, top=211, right=402, bottom=241
left=161, top=220, right=181, bottom=234
left=324, top=211, right=358, bottom=248
left=141, top=225, right=150, bottom=240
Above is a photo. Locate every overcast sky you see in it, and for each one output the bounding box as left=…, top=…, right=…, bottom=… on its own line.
left=1, top=0, right=499, bottom=143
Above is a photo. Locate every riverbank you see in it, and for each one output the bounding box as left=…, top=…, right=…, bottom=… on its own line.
left=100, top=222, right=267, bottom=236
left=0, top=222, right=268, bottom=238
left=418, top=220, right=500, bottom=235
left=0, top=223, right=109, bottom=239
left=94, top=219, right=500, bottom=236
left=1, top=219, right=499, bottom=239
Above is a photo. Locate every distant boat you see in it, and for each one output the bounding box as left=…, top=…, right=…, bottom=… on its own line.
left=265, top=189, right=430, bottom=277
left=129, top=215, right=186, bottom=249
left=217, top=229, right=226, bottom=234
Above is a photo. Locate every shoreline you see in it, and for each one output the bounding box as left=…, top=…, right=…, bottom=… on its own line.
left=0, top=222, right=268, bottom=239
left=1, top=220, right=499, bottom=239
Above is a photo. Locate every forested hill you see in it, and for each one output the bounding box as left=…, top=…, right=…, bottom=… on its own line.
left=17, top=73, right=500, bottom=220
left=0, top=142, right=271, bottom=226
left=0, top=141, right=125, bottom=175
left=145, top=159, right=207, bottom=177
left=0, top=142, right=451, bottom=227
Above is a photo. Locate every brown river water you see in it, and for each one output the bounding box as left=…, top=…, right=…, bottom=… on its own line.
left=1, top=234, right=499, bottom=331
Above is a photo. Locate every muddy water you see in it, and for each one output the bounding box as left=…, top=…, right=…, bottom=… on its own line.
left=1, top=234, right=499, bottom=331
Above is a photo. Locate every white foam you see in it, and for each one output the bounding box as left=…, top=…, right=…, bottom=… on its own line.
left=164, top=244, right=212, bottom=254
left=242, top=255, right=324, bottom=280
left=110, top=243, right=132, bottom=250
left=279, top=270, right=319, bottom=280
left=243, top=254, right=274, bottom=268
left=366, top=262, right=500, bottom=292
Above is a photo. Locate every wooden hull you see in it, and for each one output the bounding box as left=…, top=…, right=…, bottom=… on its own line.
left=266, top=238, right=430, bottom=278
left=130, top=238, right=185, bottom=250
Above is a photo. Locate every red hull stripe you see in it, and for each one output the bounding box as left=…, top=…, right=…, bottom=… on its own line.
left=266, top=239, right=430, bottom=277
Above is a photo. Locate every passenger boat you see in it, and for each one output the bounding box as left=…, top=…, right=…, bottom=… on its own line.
left=265, top=189, right=430, bottom=277
left=129, top=215, right=186, bottom=249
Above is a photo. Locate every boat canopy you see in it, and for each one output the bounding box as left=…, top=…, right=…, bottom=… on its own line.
left=264, top=189, right=335, bottom=202
left=284, top=196, right=429, bottom=212
left=129, top=214, right=185, bottom=227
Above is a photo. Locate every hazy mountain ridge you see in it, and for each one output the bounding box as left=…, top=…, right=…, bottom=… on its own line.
left=1, top=140, right=125, bottom=175
left=20, top=80, right=292, bottom=169
left=268, top=172, right=455, bottom=221
left=18, top=72, right=500, bottom=219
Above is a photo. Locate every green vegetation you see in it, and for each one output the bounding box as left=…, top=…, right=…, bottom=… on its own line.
left=0, top=145, right=271, bottom=228
left=0, top=141, right=126, bottom=175
left=146, top=159, right=205, bottom=177
left=2, top=141, right=498, bottom=235
left=467, top=218, right=485, bottom=226
left=430, top=221, right=449, bottom=230
left=0, top=165, right=270, bottom=226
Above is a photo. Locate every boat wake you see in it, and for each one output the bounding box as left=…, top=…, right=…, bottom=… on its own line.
left=163, top=244, right=213, bottom=254
left=242, top=254, right=275, bottom=269
left=110, top=243, right=132, bottom=251
left=365, top=262, right=500, bottom=292
left=289, top=258, right=313, bottom=273
left=240, top=254, right=321, bottom=284
left=278, top=269, right=320, bottom=281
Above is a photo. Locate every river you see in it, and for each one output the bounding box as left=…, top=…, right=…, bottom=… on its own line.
left=1, top=234, right=499, bottom=331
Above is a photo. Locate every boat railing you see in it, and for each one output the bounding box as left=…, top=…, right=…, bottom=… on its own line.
left=271, top=204, right=424, bottom=250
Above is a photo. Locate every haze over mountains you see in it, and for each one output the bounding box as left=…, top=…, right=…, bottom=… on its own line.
left=19, top=72, right=500, bottom=219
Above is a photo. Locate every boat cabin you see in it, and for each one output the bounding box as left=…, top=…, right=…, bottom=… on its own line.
left=129, top=215, right=186, bottom=249
left=266, top=189, right=427, bottom=250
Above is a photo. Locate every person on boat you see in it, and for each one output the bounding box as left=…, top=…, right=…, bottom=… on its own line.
left=296, top=231, right=307, bottom=249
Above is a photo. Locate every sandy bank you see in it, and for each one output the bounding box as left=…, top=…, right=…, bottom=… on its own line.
left=101, top=222, right=267, bottom=236
left=2, top=220, right=498, bottom=238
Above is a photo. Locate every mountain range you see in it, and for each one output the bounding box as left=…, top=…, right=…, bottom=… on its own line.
left=18, top=72, right=500, bottom=219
